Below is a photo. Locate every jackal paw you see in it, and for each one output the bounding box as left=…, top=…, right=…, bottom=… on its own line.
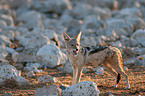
left=112, top=85, right=117, bottom=88
left=125, top=86, right=130, bottom=89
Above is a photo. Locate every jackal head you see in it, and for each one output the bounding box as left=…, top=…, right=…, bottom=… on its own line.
left=63, top=32, right=82, bottom=56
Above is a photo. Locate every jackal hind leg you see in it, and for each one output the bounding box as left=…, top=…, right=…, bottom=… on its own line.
left=114, top=67, right=130, bottom=89
left=107, top=54, right=130, bottom=89
left=103, top=62, right=119, bottom=88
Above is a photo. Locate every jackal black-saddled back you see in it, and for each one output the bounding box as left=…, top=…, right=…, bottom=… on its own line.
left=88, top=46, right=108, bottom=55
left=80, top=46, right=108, bottom=56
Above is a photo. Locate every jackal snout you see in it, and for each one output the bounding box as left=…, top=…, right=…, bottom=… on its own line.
left=72, top=48, right=79, bottom=55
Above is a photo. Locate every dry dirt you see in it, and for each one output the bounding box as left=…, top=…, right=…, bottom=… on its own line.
left=0, top=64, right=145, bottom=96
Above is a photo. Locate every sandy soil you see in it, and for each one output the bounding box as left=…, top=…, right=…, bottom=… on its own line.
left=0, top=64, right=145, bottom=96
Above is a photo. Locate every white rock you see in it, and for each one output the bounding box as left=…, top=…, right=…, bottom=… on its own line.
left=26, top=63, right=42, bottom=69
left=51, top=25, right=67, bottom=35
left=17, top=70, right=21, bottom=76
left=105, top=18, right=133, bottom=36
left=36, top=44, right=67, bottom=68
left=0, top=26, right=15, bottom=40
left=27, top=71, right=35, bottom=77
left=139, top=48, right=145, bottom=55
left=123, top=66, right=129, bottom=71
left=134, top=55, right=145, bottom=66
left=134, top=58, right=142, bottom=66
left=38, top=75, right=58, bottom=83
left=59, top=14, right=74, bottom=26
left=13, top=27, right=29, bottom=41
left=29, top=0, right=44, bottom=11
left=23, top=63, right=43, bottom=73
left=0, top=43, right=8, bottom=61
left=6, top=47, right=16, bottom=54
left=124, top=59, right=135, bottom=65
left=131, top=29, right=145, bottom=44
left=81, top=15, right=105, bottom=31
left=141, top=41, right=145, bottom=47
left=59, top=14, right=81, bottom=33
left=71, top=3, right=93, bottom=19
left=0, top=35, right=12, bottom=45
left=15, top=2, right=29, bottom=17
left=3, top=0, right=27, bottom=9
left=12, top=51, right=37, bottom=63
left=15, top=47, right=24, bottom=52
left=57, top=66, right=62, bottom=71
left=124, top=17, right=145, bottom=30
left=96, top=35, right=108, bottom=42
left=17, top=11, right=43, bottom=28
left=143, top=55, right=145, bottom=67
left=93, top=67, right=104, bottom=74
left=107, top=91, right=115, bottom=96
left=44, top=0, right=72, bottom=13
left=81, top=36, right=97, bottom=46
left=117, top=0, right=139, bottom=9
left=93, top=7, right=112, bottom=20
left=35, top=85, right=61, bottom=96
left=105, top=29, right=117, bottom=38
left=33, top=69, right=43, bottom=73
left=115, top=28, right=132, bottom=36
left=121, top=36, right=138, bottom=47
left=1, top=92, right=12, bottom=96
left=0, top=5, right=11, bottom=15
left=23, top=66, right=37, bottom=72
left=96, top=71, right=104, bottom=74
left=43, top=19, right=58, bottom=29
left=93, top=67, right=104, bottom=72
left=95, top=37, right=106, bottom=46
left=32, top=28, right=60, bottom=47
left=61, top=81, right=100, bottom=96
left=0, top=20, right=7, bottom=27
left=82, top=68, right=87, bottom=74
left=120, top=36, right=129, bottom=46
left=71, top=3, right=111, bottom=20
left=106, top=18, right=124, bottom=27
left=129, top=47, right=142, bottom=54
left=83, top=0, right=117, bottom=9
left=61, top=61, right=73, bottom=74
left=14, top=63, right=24, bottom=70
left=20, top=31, right=50, bottom=49
left=30, top=0, right=72, bottom=14
left=0, top=14, right=14, bottom=26
left=32, top=28, right=58, bottom=40
left=117, top=8, right=142, bottom=18
left=112, top=41, right=122, bottom=48
left=0, top=63, right=30, bottom=86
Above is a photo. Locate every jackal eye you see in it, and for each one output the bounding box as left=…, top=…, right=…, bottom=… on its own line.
left=76, top=44, right=79, bottom=46
left=71, top=44, right=74, bottom=46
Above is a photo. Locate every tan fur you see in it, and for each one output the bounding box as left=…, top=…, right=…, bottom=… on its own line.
left=63, top=32, right=130, bottom=89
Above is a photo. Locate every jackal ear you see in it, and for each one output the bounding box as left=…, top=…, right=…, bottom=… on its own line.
left=63, top=32, right=71, bottom=42
left=74, top=31, right=82, bottom=42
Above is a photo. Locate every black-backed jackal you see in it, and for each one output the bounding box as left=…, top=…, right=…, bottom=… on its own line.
left=63, top=32, right=130, bottom=89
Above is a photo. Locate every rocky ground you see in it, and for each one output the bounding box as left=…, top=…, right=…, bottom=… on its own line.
left=0, top=0, right=145, bottom=96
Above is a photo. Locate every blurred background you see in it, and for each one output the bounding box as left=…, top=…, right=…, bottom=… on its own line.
left=0, top=0, right=145, bottom=95
left=0, top=0, right=145, bottom=61
left=0, top=0, right=145, bottom=47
